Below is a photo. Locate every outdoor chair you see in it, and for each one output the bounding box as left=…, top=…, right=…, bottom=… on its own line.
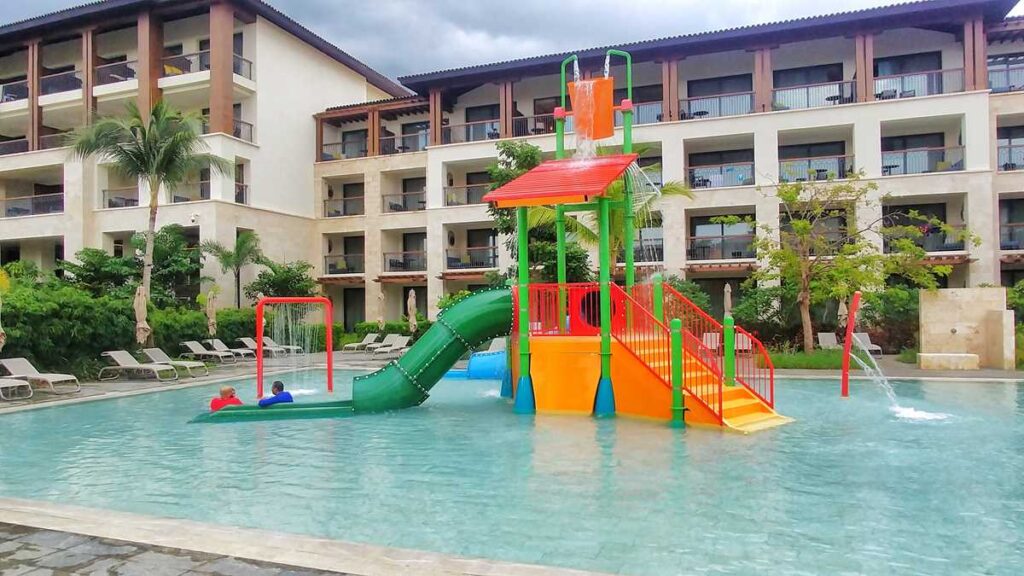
left=204, top=339, right=256, bottom=359
left=343, top=333, right=379, bottom=352
left=373, top=336, right=411, bottom=357
left=0, top=378, right=33, bottom=401
left=0, top=358, right=80, bottom=394
left=98, top=351, right=178, bottom=382
left=181, top=341, right=237, bottom=363
left=365, top=333, right=401, bottom=352
left=262, top=337, right=304, bottom=355
left=852, top=333, right=883, bottom=356
left=141, top=348, right=209, bottom=378
left=817, top=333, right=841, bottom=350
left=237, top=337, right=285, bottom=357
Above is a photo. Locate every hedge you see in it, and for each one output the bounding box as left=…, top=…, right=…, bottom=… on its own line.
left=354, top=320, right=433, bottom=340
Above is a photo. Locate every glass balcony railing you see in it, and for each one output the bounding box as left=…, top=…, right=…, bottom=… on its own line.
left=1001, top=222, right=1024, bottom=250
left=324, top=254, right=365, bottom=275
left=998, top=145, right=1024, bottom=172
left=0, top=138, right=29, bottom=156
left=772, top=81, right=856, bottom=111
left=233, top=119, right=253, bottom=142
left=779, top=155, right=855, bottom=183
left=380, top=131, right=428, bottom=154
left=881, top=147, right=964, bottom=176
left=445, top=246, right=498, bottom=269
left=324, top=197, right=364, bottom=217
left=441, top=119, right=501, bottom=144
left=687, top=235, right=756, bottom=260
left=873, top=69, right=964, bottom=99
left=162, top=52, right=210, bottom=76
left=383, top=251, right=427, bottom=272
left=321, top=140, right=368, bottom=161
left=95, top=61, right=138, bottom=85
left=171, top=181, right=211, bottom=203
left=382, top=191, right=425, bottom=213
left=40, top=70, right=83, bottom=95
left=688, top=162, right=755, bottom=188
left=616, top=238, right=664, bottom=263
left=39, top=133, right=69, bottom=150
left=885, top=226, right=965, bottom=253
left=615, top=101, right=663, bottom=126
left=0, top=79, right=28, bottom=103
left=444, top=184, right=490, bottom=206
left=680, top=92, right=753, bottom=119
left=233, top=54, right=253, bottom=80
left=102, top=187, right=140, bottom=208
left=989, top=64, right=1024, bottom=93
left=1, top=192, right=64, bottom=218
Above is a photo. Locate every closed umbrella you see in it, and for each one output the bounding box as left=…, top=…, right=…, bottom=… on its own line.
left=723, top=284, right=733, bottom=317
left=377, top=291, right=385, bottom=331
left=407, top=289, right=418, bottom=334
left=133, top=285, right=151, bottom=344
left=205, top=288, right=218, bottom=336
left=837, top=298, right=849, bottom=326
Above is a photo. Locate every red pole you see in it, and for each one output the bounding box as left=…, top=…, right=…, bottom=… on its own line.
left=325, top=299, right=334, bottom=394
left=256, top=300, right=265, bottom=399
left=840, top=291, right=862, bottom=398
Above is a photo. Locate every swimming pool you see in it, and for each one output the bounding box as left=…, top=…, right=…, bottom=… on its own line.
left=0, top=371, right=1021, bottom=575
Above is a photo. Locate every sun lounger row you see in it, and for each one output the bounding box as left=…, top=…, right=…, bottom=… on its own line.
left=817, top=332, right=883, bottom=355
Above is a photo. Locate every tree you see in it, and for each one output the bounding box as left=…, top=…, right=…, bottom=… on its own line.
left=664, top=275, right=712, bottom=313
left=201, top=231, right=263, bottom=307
left=59, top=248, right=137, bottom=298
left=243, top=259, right=317, bottom=300
left=69, top=101, right=230, bottom=342
left=749, top=176, right=976, bottom=353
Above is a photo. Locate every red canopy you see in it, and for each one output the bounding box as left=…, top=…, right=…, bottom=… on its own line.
left=482, top=153, right=638, bottom=208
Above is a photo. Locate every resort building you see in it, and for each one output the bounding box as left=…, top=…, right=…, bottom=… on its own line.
left=4, top=0, right=1024, bottom=328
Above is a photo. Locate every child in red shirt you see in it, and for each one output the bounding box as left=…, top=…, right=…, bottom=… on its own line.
left=210, top=386, right=243, bottom=412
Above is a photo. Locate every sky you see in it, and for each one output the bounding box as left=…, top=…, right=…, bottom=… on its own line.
left=2, top=0, right=1023, bottom=79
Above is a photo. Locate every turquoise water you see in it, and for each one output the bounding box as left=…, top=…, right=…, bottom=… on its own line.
left=0, top=371, right=1022, bottom=575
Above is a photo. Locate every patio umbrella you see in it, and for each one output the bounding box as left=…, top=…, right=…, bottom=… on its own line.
left=377, top=291, right=385, bottom=331
left=723, top=284, right=733, bottom=317
left=837, top=298, right=849, bottom=326
left=0, top=270, right=8, bottom=352
left=205, top=289, right=218, bottom=336
left=133, top=285, right=151, bottom=345
left=407, top=289, right=418, bottom=334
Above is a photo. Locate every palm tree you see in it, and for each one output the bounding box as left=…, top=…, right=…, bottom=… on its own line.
left=201, top=231, right=263, bottom=307
left=69, top=101, right=231, bottom=342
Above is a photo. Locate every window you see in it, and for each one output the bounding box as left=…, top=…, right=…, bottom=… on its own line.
left=402, top=177, right=426, bottom=194
left=1001, top=199, right=1024, bottom=224
left=401, top=121, right=429, bottom=152
left=688, top=74, right=752, bottom=97
left=342, top=236, right=364, bottom=255
left=779, top=142, right=846, bottom=159
left=874, top=52, right=941, bottom=76
left=613, top=84, right=663, bottom=103
left=688, top=149, right=754, bottom=167
left=342, top=182, right=363, bottom=199
left=533, top=97, right=558, bottom=116
left=0, top=244, right=20, bottom=264
left=989, top=53, right=1024, bottom=68
left=163, top=44, right=183, bottom=57
left=466, top=104, right=499, bottom=122
left=403, top=232, right=426, bottom=253
left=884, top=203, right=946, bottom=224
left=691, top=215, right=754, bottom=238
left=998, top=126, right=1024, bottom=147
left=881, top=133, right=944, bottom=152
left=466, top=229, right=497, bottom=248
left=341, top=129, right=367, bottom=158
left=774, top=64, right=843, bottom=88
left=112, top=239, right=125, bottom=258
left=781, top=210, right=847, bottom=246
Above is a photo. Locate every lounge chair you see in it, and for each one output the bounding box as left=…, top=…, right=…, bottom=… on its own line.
left=852, top=333, right=883, bottom=356
left=734, top=332, right=753, bottom=353
left=141, top=348, right=209, bottom=378
left=204, top=338, right=256, bottom=359
left=366, top=334, right=401, bottom=352
left=343, top=333, right=379, bottom=352
left=0, top=378, right=33, bottom=401
left=98, top=351, right=179, bottom=382
left=263, top=336, right=304, bottom=355
left=0, top=357, right=80, bottom=394
left=180, top=341, right=237, bottom=363
left=817, top=332, right=841, bottom=350
left=702, top=332, right=721, bottom=352
left=373, top=335, right=410, bottom=357
left=237, top=337, right=285, bottom=357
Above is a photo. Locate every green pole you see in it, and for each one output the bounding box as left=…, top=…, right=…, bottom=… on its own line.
left=608, top=49, right=636, bottom=293
left=593, top=195, right=615, bottom=416
left=557, top=55, right=577, bottom=160
left=514, top=206, right=535, bottom=413
left=652, top=273, right=664, bottom=323
left=556, top=205, right=567, bottom=334
left=723, top=315, right=736, bottom=387
left=670, top=318, right=685, bottom=428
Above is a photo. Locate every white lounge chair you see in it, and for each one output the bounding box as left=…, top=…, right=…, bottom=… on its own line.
left=0, top=357, right=80, bottom=394
left=0, top=378, right=33, bottom=401
left=263, top=336, right=304, bottom=355
left=141, top=348, right=209, bottom=378
left=702, top=332, right=721, bottom=352
left=204, top=338, right=256, bottom=359
left=818, top=332, right=841, bottom=350
left=734, top=332, right=753, bottom=353
left=180, top=341, right=236, bottom=363
left=98, top=351, right=179, bottom=382
left=853, top=333, right=883, bottom=356
left=373, top=336, right=410, bottom=357
left=343, top=333, right=379, bottom=352
left=366, top=334, right=401, bottom=352
left=237, top=337, right=285, bottom=357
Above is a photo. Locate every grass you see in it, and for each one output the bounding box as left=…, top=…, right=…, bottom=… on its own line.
left=896, top=347, right=918, bottom=364
left=766, top=349, right=846, bottom=370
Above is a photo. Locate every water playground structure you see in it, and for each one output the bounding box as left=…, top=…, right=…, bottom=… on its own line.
left=200, top=50, right=791, bottom=433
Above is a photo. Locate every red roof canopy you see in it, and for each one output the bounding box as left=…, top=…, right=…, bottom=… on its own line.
left=482, top=153, right=638, bottom=208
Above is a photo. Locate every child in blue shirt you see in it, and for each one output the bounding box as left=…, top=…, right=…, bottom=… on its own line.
left=258, top=381, right=294, bottom=408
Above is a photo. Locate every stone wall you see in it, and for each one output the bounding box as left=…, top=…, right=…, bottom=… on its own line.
left=919, top=288, right=1015, bottom=370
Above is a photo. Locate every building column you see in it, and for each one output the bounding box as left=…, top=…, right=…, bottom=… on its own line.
left=428, top=88, right=443, bottom=146
left=660, top=59, right=680, bottom=122
left=756, top=48, right=773, bottom=113
left=963, top=20, right=977, bottom=91
left=853, top=118, right=882, bottom=178
left=314, top=117, right=324, bottom=162
left=754, top=126, right=779, bottom=185
left=136, top=11, right=163, bottom=116
left=966, top=173, right=999, bottom=286
left=209, top=1, right=235, bottom=135
left=499, top=81, right=514, bottom=138
left=426, top=219, right=445, bottom=319
left=363, top=171, right=384, bottom=326
left=972, top=19, right=987, bottom=91
left=855, top=33, right=874, bottom=102
left=27, top=40, right=41, bottom=151
left=367, top=108, right=380, bottom=156
left=81, top=28, right=96, bottom=125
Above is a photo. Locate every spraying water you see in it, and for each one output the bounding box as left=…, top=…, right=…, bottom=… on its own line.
left=849, top=338, right=951, bottom=421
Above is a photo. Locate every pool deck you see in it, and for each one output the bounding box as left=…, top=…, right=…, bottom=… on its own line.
left=778, top=355, right=1022, bottom=382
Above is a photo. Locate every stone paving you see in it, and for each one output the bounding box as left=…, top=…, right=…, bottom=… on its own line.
left=0, top=523, right=347, bottom=576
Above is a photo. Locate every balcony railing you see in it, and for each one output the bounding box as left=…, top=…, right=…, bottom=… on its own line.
left=162, top=51, right=210, bottom=76
left=0, top=79, right=28, bottom=103
left=39, top=133, right=68, bottom=150
left=442, top=119, right=501, bottom=144
left=998, top=145, right=1024, bottom=172
left=40, top=70, right=82, bottom=95
left=380, top=131, right=428, bottom=154
left=382, top=191, right=425, bottom=213
left=446, top=246, right=498, bottom=269
left=616, top=238, right=664, bottom=263
left=881, top=146, right=964, bottom=176
left=0, top=139, right=29, bottom=156
left=321, top=140, right=368, bottom=161
left=772, top=81, right=856, bottom=111
left=234, top=182, right=249, bottom=204
left=688, top=235, right=756, bottom=260
left=779, top=155, right=855, bottom=183
left=615, top=101, right=663, bottom=126
left=324, top=197, right=364, bottom=217
left=989, top=64, right=1024, bottom=93
left=324, top=253, right=365, bottom=275
left=383, top=251, right=427, bottom=272
left=885, top=226, right=966, bottom=253
left=873, top=69, right=964, bottom=99
left=95, top=61, right=138, bottom=85
left=443, top=184, right=490, bottom=206
left=688, top=162, right=755, bottom=188
left=233, top=54, right=253, bottom=80
left=1, top=192, right=64, bottom=218
left=1001, top=222, right=1024, bottom=250
left=171, top=181, right=211, bottom=203
left=233, top=119, right=253, bottom=142
left=680, top=92, right=754, bottom=119
left=102, top=187, right=140, bottom=208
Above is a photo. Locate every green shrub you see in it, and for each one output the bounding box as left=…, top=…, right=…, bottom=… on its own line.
left=732, top=284, right=801, bottom=345
left=307, top=323, right=360, bottom=351
left=896, top=347, right=918, bottom=364
left=664, top=276, right=712, bottom=313
left=1016, top=324, right=1024, bottom=370
left=215, top=307, right=257, bottom=346
left=765, top=348, right=848, bottom=370
left=438, top=290, right=472, bottom=310
left=860, top=286, right=919, bottom=354
left=354, top=320, right=433, bottom=340
left=150, top=307, right=208, bottom=353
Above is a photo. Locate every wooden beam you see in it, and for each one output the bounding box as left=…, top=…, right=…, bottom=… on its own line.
left=315, top=116, right=324, bottom=162
left=208, top=1, right=235, bottom=135
left=760, top=48, right=773, bottom=112
left=855, top=33, right=875, bottom=102
left=367, top=108, right=380, bottom=156
left=136, top=10, right=163, bottom=117
left=81, top=27, right=97, bottom=125
left=429, top=88, right=442, bottom=145
left=499, top=81, right=513, bottom=138
left=752, top=49, right=765, bottom=112
left=963, top=20, right=977, bottom=91
left=661, top=59, right=680, bottom=122
left=27, top=40, right=41, bottom=151
left=973, top=19, right=987, bottom=90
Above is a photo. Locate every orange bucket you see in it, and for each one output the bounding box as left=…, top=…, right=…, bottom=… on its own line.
left=568, top=77, right=614, bottom=141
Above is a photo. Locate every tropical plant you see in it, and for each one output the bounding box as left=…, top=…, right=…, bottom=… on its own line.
left=0, top=269, right=9, bottom=352
left=664, top=275, right=712, bottom=313
left=201, top=231, right=263, bottom=307
left=68, top=101, right=230, bottom=342
left=437, top=290, right=472, bottom=310
left=243, top=259, right=318, bottom=300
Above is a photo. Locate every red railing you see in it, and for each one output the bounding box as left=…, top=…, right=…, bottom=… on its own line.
left=734, top=325, right=774, bottom=407
left=526, top=283, right=601, bottom=335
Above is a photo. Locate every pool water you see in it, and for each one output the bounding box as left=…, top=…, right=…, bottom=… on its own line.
left=0, top=371, right=1021, bottom=575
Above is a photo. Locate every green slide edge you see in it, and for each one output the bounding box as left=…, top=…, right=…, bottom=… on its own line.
left=352, top=287, right=513, bottom=413
left=190, top=400, right=354, bottom=423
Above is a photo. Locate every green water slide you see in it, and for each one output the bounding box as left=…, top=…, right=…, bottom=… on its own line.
left=352, top=287, right=513, bottom=413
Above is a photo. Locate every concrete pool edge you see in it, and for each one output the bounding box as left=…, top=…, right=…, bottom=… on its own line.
left=0, top=497, right=611, bottom=576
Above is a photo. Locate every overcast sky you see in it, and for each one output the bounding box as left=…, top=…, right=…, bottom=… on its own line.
left=3, top=0, right=1023, bottom=79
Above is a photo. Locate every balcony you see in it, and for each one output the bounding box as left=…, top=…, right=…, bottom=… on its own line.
left=233, top=119, right=253, bottom=142
left=443, top=184, right=490, bottom=206
left=382, top=191, right=425, bottom=213
left=680, top=92, right=753, bottom=120
left=772, top=81, right=856, bottom=111
left=234, top=182, right=249, bottom=204
left=233, top=55, right=253, bottom=80
left=39, top=133, right=68, bottom=150
left=383, top=251, right=426, bottom=272
left=172, top=181, right=210, bottom=203
left=990, top=64, right=1024, bottom=93
left=442, top=119, right=500, bottom=144
left=998, top=145, right=1024, bottom=172
left=40, top=70, right=82, bottom=95
left=779, top=155, right=855, bottom=183
left=380, top=131, right=428, bottom=155
left=1, top=192, right=64, bottom=218
left=321, top=139, right=367, bottom=161
left=885, top=226, right=965, bottom=253
left=324, top=253, right=365, bottom=275
left=162, top=52, right=210, bottom=77
left=95, top=61, right=138, bottom=86
left=616, top=238, right=664, bottom=263
left=872, top=69, right=964, bottom=100
left=881, top=146, right=964, bottom=176
left=687, top=235, right=755, bottom=260
left=1001, top=222, right=1024, bottom=250
left=0, top=139, right=29, bottom=156
left=616, top=101, right=663, bottom=125
left=688, top=162, right=755, bottom=188
left=102, top=186, right=140, bottom=208
left=0, top=79, right=27, bottom=103
left=323, top=196, right=364, bottom=217
left=446, top=246, right=498, bottom=269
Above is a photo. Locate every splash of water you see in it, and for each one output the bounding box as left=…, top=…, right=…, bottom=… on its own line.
left=849, top=338, right=951, bottom=421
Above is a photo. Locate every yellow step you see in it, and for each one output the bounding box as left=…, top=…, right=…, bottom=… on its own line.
left=725, top=411, right=794, bottom=434
left=722, top=397, right=768, bottom=419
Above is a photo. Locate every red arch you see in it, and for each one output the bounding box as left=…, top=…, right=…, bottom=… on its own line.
left=255, top=296, right=334, bottom=398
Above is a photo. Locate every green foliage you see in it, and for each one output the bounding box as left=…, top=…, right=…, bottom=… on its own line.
left=487, top=140, right=543, bottom=238
left=764, top=348, right=849, bottom=370
left=201, top=231, right=263, bottom=306
left=528, top=241, right=594, bottom=283
left=150, top=307, right=208, bottom=353
left=860, top=286, right=920, bottom=354
left=1017, top=324, right=1024, bottom=370
left=243, top=259, right=317, bottom=301
left=438, top=290, right=472, bottom=310
left=59, top=248, right=137, bottom=298
left=306, top=324, right=360, bottom=351
left=214, top=307, right=257, bottom=346
left=354, top=320, right=434, bottom=340
left=1007, top=281, right=1024, bottom=320
left=731, top=283, right=801, bottom=345
left=1, top=260, right=41, bottom=283
left=896, top=347, right=918, bottom=364
left=664, top=276, right=712, bottom=313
